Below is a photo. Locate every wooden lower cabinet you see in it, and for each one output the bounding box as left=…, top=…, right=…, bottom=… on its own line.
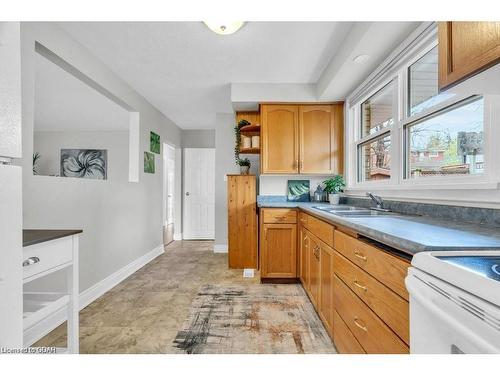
left=260, top=223, right=297, bottom=278
left=333, top=274, right=408, bottom=353
left=318, top=242, right=334, bottom=337
left=299, top=226, right=310, bottom=287
left=308, top=233, right=321, bottom=306
left=333, top=310, right=365, bottom=354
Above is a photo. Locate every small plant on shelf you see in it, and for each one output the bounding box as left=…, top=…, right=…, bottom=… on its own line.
left=323, top=175, right=345, bottom=205
left=234, top=119, right=252, bottom=174
left=33, top=152, right=41, bottom=175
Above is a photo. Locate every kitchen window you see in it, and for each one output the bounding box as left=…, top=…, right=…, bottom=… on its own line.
left=347, top=24, right=498, bottom=194
left=405, top=96, right=484, bottom=179
left=356, top=80, right=396, bottom=183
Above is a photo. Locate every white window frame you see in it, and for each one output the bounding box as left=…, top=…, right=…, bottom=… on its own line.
left=346, top=25, right=500, bottom=193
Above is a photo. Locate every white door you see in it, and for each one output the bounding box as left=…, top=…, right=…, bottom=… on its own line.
left=183, top=148, right=215, bottom=239
left=0, top=22, right=23, bottom=347
left=163, top=144, right=175, bottom=245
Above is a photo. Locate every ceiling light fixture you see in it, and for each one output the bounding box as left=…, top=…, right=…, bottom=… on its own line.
left=353, top=54, right=370, bottom=64
left=203, top=21, right=245, bottom=35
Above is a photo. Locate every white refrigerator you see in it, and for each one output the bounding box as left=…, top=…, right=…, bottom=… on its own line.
left=0, top=21, right=23, bottom=348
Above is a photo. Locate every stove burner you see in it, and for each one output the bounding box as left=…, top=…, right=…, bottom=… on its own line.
left=492, top=264, right=500, bottom=277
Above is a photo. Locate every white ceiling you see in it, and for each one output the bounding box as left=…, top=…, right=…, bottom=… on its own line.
left=35, top=51, right=130, bottom=132
left=57, top=21, right=420, bottom=130
left=59, top=22, right=353, bottom=129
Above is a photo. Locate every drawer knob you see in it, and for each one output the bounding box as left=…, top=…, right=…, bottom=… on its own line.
left=23, top=256, right=40, bottom=267
left=353, top=280, right=367, bottom=291
left=353, top=317, right=368, bottom=332
left=353, top=250, right=367, bottom=261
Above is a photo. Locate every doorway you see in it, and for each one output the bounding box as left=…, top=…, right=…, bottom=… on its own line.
left=182, top=148, right=215, bottom=239
left=163, top=144, right=176, bottom=245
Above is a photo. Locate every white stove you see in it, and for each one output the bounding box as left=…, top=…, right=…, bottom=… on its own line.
left=406, top=250, right=500, bottom=354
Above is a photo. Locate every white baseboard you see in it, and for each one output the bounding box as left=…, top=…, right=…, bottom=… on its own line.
left=173, top=233, right=182, bottom=241
left=213, top=244, right=228, bottom=253
left=23, top=244, right=165, bottom=347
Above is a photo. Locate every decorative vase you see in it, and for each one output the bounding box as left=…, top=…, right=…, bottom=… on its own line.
left=329, top=193, right=340, bottom=205
left=240, top=165, right=250, bottom=175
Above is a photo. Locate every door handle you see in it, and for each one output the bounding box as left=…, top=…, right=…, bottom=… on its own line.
left=185, top=192, right=190, bottom=196
left=23, top=257, right=40, bottom=267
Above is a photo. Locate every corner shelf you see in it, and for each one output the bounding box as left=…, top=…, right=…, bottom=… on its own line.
left=239, top=147, right=260, bottom=154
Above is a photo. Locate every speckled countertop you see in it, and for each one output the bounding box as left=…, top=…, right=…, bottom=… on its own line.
left=257, top=196, right=500, bottom=255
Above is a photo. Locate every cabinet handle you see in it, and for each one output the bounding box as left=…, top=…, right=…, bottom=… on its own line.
left=353, top=280, right=367, bottom=291
left=353, top=317, right=368, bottom=332
left=353, top=250, right=367, bottom=261
left=295, top=159, right=299, bottom=170
left=299, top=160, right=303, bottom=170
left=23, top=256, right=40, bottom=267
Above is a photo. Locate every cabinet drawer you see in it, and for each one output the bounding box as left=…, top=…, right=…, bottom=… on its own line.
left=334, top=230, right=410, bottom=300
left=333, top=309, right=365, bottom=354
left=333, top=274, right=408, bottom=354
left=262, top=208, right=297, bottom=224
left=23, top=236, right=74, bottom=281
left=307, top=214, right=334, bottom=247
left=333, top=251, right=409, bottom=345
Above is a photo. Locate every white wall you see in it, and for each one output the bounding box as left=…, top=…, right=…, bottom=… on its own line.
left=21, top=22, right=182, bottom=293
left=214, top=113, right=238, bottom=248
left=181, top=129, right=215, bottom=148
left=34, top=130, right=129, bottom=179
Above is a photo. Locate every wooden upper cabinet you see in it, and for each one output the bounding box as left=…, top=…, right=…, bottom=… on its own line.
left=439, top=22, right=500, bottom=90
left=261, top=105, right=299, bottom=174
left=261, top=103, right=344, bottom=174
left=299, top=104, right=343, bottom=174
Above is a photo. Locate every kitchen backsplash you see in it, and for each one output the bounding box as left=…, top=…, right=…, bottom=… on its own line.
left=259, top=175, right=332, bottom=197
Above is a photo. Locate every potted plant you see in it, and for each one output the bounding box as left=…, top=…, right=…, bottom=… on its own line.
left=414, top=168, right=422, bottom=178
left=323, top=175, right=345, bottom=205
left=237, top=158, right=251, bottom=175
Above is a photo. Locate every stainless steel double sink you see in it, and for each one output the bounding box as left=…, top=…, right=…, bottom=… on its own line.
left=312, top=205, right=397, bottom=218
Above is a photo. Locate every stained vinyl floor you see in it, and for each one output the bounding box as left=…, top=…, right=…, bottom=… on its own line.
left=34, top=240, right=334, bottom=354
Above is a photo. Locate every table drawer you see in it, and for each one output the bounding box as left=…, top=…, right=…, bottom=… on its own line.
left=333, top=274, right=408, bottom=354
left=23, top=236, right=74, bottom=281
left=333, top=251, right=409, bottom=345
left=333, top=309, right=365, bottom=354
left=262, top=208, right=297, bottom=224
left=334, top=230, right=410, bottom=300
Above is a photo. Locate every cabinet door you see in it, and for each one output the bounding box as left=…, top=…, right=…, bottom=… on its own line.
left=299, top=104, right=343, bottom=174
left=227, top=175, right=257, bottom=269
left=261, top=105, right=299, bottom=174
left=299, top=226, right=310, bottom=288
left=261, top=223, right=297, bottom=278
left=439, top=22, right=500, bottom=90
left=308, top=234, right=321, bottom=306
left=319, top=243, right=334, bottom=337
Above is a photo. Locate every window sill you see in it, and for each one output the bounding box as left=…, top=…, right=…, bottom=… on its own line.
left=348, top=181, right=500, bottom=191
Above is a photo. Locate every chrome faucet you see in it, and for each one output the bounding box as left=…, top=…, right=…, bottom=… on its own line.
left=366, top=192, right=390, bottom=212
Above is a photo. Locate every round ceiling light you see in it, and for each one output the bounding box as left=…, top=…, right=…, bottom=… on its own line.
left=203, top=21, right=245, bottom=35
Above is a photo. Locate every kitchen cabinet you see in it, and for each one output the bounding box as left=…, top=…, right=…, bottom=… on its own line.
left=318, top=242, right=334, bottom=338
left=308, top=233, right=321, bottom=306
left=298, top=225, right=310, bottom=287
left=260, top=208, right=297, bottom=279
left=332, top=230, right=410, bottom=353
left=260, top=103, right=343, bottom=175
left=227, top=175, right=257, bottom=269
left=261, top=105, right=299, bottom=173
left=438, top=22, right=500, bottom=90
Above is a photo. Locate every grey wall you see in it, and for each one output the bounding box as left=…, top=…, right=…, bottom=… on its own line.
left=181, top=129, right=215, bottom=148
left=34, top=130, right=129, bottom=179
left=214, top=113, right=238, bottom=247
left=21, top=22, right=183, bottom=293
